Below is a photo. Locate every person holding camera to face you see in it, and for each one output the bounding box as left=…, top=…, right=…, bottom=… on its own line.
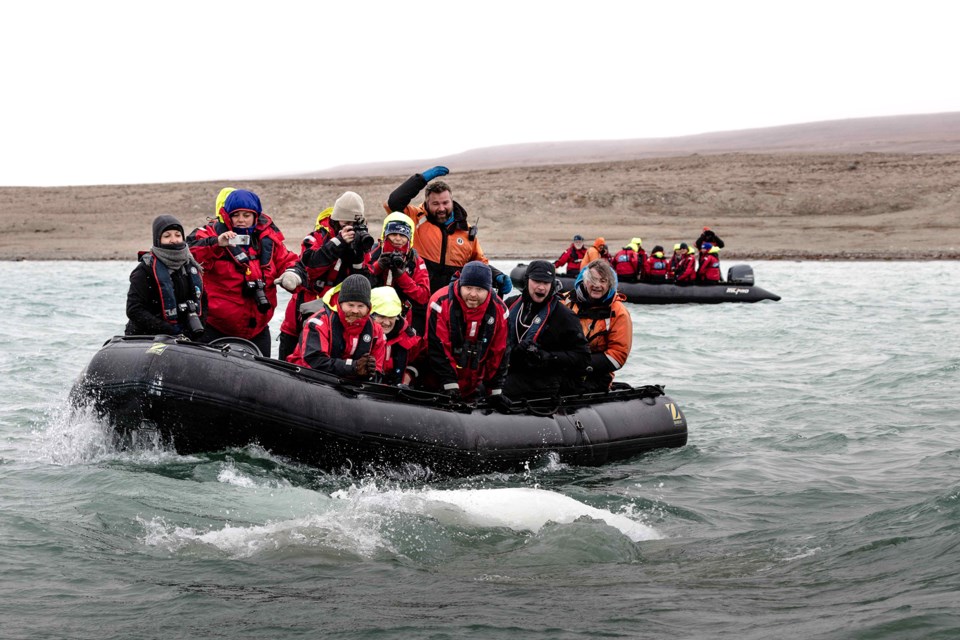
left=125, top=214, right=206, bottom=340
left=187, top=188, right=298, bottom=358
left=274, top=191, right=377, bottom=361
left=365, top=212, right=431, bottom=334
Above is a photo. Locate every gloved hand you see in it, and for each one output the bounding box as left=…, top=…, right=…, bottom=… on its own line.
left=421, top=166, right=449, bottom=182
left=274, top=270, right=302, bottom=292
left=353, top=354, right=375, bottom=378
left=376, top=253, right=393, bottom=273
left=442, top=387, right=461, bottom=402
left=494, top=273, right=513, bottom=296
left=524, top=344, right=547, bottom=367
left=487, top=392, right=512, bottom=412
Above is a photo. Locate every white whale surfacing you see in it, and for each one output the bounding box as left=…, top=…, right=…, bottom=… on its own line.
left=334, top=486, right=661, bottom=542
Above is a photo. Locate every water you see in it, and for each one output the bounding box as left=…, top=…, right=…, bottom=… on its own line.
left=1, top=260, right=958, bottom=639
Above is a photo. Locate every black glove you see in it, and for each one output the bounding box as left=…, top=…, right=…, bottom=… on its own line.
left=376, top=253, right=392, bottom=273
left=487, top=392, right=512, bottom=412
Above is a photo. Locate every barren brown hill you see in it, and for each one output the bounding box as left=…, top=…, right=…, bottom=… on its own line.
left=2, top=115, right=960, bottom=261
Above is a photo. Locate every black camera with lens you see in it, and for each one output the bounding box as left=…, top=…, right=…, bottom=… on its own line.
left=351, top=214, right=375, bottom=254
left=177, top=300, right=204, bottom=337
left=388, top=252, right=406, bottom=271
left=243, top=279, right=272, bottom=313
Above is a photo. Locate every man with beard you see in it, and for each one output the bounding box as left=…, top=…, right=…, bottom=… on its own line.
left=503, top=261, right=590, bottom=400
left=385, top=166, right=512, bottom=297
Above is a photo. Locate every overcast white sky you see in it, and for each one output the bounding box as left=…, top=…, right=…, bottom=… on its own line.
left=2, top=1, right=957, bottom=186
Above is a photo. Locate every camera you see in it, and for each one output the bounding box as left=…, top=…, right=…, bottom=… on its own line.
left=388, top=252, right=406, bottom=271
left=243, top=279, right=271, bottom=313
left=229, top=234, right=250, bottom=246
left=350, top=215, right=375, bottom=254
left=177, top=300, right=204, bottom=337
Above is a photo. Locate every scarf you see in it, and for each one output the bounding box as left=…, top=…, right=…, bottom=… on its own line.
left=152, top=243, right=201, bottom=272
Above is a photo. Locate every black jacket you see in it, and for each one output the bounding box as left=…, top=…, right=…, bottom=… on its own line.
left=695, top=229, right=725, bottom=250
left=124, top=259, right=204, bottom=337
left=503, top=293, right=590, bottom=399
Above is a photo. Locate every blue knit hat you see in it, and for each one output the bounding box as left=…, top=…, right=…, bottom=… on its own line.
left=458, top=261, right=492, bottom=291
left=224, top=189, right=262, bottom=216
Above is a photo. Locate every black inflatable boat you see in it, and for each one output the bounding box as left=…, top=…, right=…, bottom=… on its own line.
left=510, top=263, right=781, bottom=304
left=71, top=336, right=688, bottom=476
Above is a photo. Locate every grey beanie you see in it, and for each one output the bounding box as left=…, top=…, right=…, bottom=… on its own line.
left=338, top=274, right=371, bottom=307
left=458, top=261, right=492, bottom=291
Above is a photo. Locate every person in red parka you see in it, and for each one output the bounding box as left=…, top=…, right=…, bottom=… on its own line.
left=274, top=191, right=375, bottom=361
left=424, top=261, right=510, bottom=407
left=554, top=235, right=587, bottom=277
left=696, top=243, right=722, bottom=282
left=642, top=245, right=673, bottom=283
left=287, top=274, right=385, bottom=380
left=673, top=242, right=697, bottom=283
left=369, top=286, right=424, bottom=386
left=365, top=212, right=432, bottom=335
left=613, top=238, right=643, bottom=283
left=188, top=188, right=298, bottom=357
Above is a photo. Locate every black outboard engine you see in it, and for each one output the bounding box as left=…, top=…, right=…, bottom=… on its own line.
left=727, top=264, right=755, bottom=285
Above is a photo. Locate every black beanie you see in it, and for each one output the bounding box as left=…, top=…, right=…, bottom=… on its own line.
left=524, top=260, right=556, bottom=283
left=152, top=214, right=184, bottom=247
left=458, top=261, right=492, bottom=291
left=338, top=274, right=372, bottom=307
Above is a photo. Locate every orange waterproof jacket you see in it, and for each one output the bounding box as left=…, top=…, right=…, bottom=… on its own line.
left=561, top=291, right=632, bottom=388
left=385, top=173, right=488, bottom=292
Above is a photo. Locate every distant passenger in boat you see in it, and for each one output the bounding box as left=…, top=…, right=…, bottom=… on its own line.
left=642, top=245, right=673, bottom=283
left=287, top=274, right=385, bottom=380
left=613, top=238, right=643, bottom=283
left=369, top=286, right=423, bottom=387
left=695, top=226, right=725, bottom=250
left=553, top=235, right=587, bottom=276
left=560, top=259, right=633, bottom=393
left=696, top=243, right=722, bottom=282
left=364, top=212, right=431, bottom=335
left=673, top=243, right=696, bottom=283
left=274, top=191, right=376, bottom=361
left=503, top=261, right=590, bottom=399
left=187, top=189, right=298, bottom=357
left=125, top=215, right=206, bottom=339
left=385, top=166, right=512, bottom=298
left=424, top=261, right=510, bottom=407
left=580, top=237, right=612, bottom=271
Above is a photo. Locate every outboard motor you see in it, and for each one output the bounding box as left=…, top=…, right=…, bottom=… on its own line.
left=727, top=264, right=755, bottom=285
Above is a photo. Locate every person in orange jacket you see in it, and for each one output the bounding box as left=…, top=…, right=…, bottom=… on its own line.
left=560, top=258, right=633, bottom=393
left=384, top=166, right=511, bottom=297
left=579, top=237, right=612, bottom=271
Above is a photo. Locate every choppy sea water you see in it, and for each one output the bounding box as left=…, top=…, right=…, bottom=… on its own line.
left=1, top=259, right=958, bottom=640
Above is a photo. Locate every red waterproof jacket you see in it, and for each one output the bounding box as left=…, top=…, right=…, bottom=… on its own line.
left=287, top=305, right=385, bottom=378
left=613, top=248, right=640, bottom=278
left=554, top=244, right=587, bottom=275
left=697, top=253, right=721, bottom=282
left=425, top=284, right=509, bottom=398
left=644, top=254, right=672, bottom=281
left=674, top=254, right=696, bottom=282
left=366, top=243, right=431, bottom=308
left=189, top=214, right=297, bottom=339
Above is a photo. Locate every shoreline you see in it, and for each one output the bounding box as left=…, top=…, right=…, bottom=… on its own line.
left=3, top=152, right=960, bottom=262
